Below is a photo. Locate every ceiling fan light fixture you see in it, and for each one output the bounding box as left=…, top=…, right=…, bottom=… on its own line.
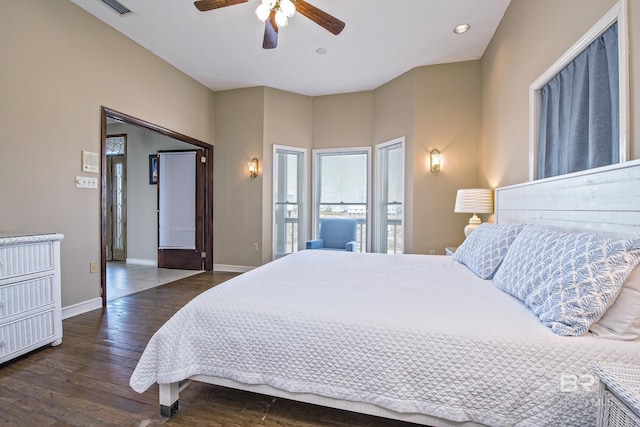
left=275, top=10, right=288, bottom=27
left=255, top=3, right=271, bottom=21
left=280, top=0, right=296, bottom=17
left=256, top=0, right=296, bottom=26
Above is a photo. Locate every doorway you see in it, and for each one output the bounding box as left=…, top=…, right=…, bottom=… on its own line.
left=100, top=107, right=214, bottom=306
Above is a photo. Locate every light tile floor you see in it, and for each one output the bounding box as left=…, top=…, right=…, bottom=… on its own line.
left=106, top=262, right=203, bottom=301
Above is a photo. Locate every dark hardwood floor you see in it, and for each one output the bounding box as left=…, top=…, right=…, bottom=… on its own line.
left=0, top=271, right=419, bottom=426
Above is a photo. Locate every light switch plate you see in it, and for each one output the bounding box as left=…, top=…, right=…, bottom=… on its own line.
left=76, top=176, right=98, bottom=189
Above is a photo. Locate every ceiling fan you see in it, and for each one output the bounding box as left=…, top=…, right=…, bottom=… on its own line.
left=194, top=0, right=345, bottom=49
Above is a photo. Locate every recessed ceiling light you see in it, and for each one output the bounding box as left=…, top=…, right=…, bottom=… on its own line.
left=454, top=23, right=470, bottom=34
left=316, top=47, right=328, bottom=55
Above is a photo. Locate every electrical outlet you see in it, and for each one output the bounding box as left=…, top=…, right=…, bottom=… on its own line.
left=89, top=261, right=98, bottom=273
left=253, top=243, right=259, bottom=251
left=429, top=250, right=436, bottom=255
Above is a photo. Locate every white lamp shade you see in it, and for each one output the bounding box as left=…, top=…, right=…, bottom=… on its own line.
left=454, top=188, right=493, bottom=214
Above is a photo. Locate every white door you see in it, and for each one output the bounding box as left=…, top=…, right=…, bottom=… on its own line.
left=157, top=150, right=204, bottom=270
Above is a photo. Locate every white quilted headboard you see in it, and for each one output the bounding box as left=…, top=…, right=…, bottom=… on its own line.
left=495, top=159, right=640, bottom=238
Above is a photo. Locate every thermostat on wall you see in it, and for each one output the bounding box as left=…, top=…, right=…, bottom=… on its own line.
left=82, top=150, right=99, bottom=173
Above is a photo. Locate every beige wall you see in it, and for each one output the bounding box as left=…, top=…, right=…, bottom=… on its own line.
left=306, top=62, right=482, bottom=253
left=263, top=88, right=313, bottom=263
left=312, top=92, right=375, bottom=150
left=0, top=0, right=215, bottom=308
left=372, top=62, right=483, bottom=252
left=215, top=60, right=481, bottom=263
left=213, top=88, right=265, bottom=268
left=412, top=61, right=482, bottom=250
left=214, top=87, right=313, bottom=265
left=480, top=0, right=638, bottom=188
left=373, top=72, right=416, bottom=251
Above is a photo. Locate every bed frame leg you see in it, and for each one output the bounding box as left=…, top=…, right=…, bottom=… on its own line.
left=159, top=383, right=180, bottom=417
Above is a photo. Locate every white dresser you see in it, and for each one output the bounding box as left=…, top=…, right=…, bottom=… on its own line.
left=0, top=232, right=64, bottom=364
left=593, top=363, right=640, bottom=427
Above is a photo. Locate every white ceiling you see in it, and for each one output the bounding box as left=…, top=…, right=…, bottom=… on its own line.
left=70, top=0, right=511, bottom=97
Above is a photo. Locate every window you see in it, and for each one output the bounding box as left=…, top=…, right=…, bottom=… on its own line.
left=529, top=2, right=628, bottom=180
left=375, top=138, right=404, bottom=254
left=313, top=148, right=370, bottom=252
left=273, top=145, right=307, bottom=259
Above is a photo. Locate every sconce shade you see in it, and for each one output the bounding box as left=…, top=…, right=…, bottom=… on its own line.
left=454, top=188, right=493, bottom=214
left=430, top=149, right=441, bottom=174
left=248, top=158, right=259, bottom=179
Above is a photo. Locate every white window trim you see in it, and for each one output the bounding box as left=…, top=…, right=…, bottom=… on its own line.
left=374, top=137, right=405, bottom=254
left=312, top=146, right=372, bottom=252
left=272, top=144, right=307, bottom=260
left=528, top=0, right=629, bottom=181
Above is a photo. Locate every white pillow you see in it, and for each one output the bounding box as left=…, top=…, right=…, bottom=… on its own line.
left=590, top=265, right=640, bottom=340
left=493, top=226, right=640, bottom=336
left=452, top=223, right=525, bottom=279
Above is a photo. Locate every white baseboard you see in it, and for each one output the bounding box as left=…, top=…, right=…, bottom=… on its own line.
left=126, top=258, right=157, bottom=267
left=214, top=264, right=254, bottom=273
left=62, top=297, right=102, bottom=320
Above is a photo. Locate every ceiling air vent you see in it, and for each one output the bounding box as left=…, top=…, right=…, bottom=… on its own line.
left=100, top=0, right=132, bottom=15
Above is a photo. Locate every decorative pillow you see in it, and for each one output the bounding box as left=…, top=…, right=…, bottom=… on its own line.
left=452, top=223, right=525, bottom=279
left=493, top=226, right=640, bottom=336
left=590, top=265, right=640, bottom=340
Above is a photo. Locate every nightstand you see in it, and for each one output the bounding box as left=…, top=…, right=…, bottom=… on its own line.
left=593, top=363, right=640, bottom=427
left=445, top=246, right=457, bottom=256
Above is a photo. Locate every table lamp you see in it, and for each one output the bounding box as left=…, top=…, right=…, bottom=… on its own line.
left=454, top=188, right=493, bottom=236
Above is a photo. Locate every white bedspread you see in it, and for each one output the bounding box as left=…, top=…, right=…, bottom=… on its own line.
left=130, top=250, right=640, bottom=426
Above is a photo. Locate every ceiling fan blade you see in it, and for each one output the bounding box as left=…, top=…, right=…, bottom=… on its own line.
left=262, top=11, right=278, bottom=49
left=263, top=11, right=278, bottom=49
left=194, top=0, right=248, bottom=12
left=295, top=0, right=345, bottom=35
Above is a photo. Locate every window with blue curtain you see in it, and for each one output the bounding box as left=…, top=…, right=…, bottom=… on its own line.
left=538, top=22, right=619, bottom=179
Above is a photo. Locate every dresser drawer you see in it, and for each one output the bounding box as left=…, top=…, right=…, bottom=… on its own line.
left=0, top=276, right=54, bottom=320
left=0, top=310, right=56, bottom=360
left=600, top=389, right=640, bottom=426
left=0, top=242, right=53, bottom=280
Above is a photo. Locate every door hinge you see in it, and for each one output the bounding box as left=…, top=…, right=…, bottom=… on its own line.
left=201, top=156, right=206, bottom=163
left=201, top=252, right=206, bottom=258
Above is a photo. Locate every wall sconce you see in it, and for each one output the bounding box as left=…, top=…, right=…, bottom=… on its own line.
left=430, top=149, right=441, bottom=174
left=247, top=158, right=259, bottom=180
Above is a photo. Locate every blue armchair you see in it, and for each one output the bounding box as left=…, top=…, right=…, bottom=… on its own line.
left=306, top=218, right=358, bottom=252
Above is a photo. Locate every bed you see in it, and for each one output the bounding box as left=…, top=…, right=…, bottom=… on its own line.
left=130, top=159, right=640, bottom=426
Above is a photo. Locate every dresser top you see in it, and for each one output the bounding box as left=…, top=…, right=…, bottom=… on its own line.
left=0, top=232, right=64, bottom=246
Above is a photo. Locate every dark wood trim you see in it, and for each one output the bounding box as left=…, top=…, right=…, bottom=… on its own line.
left=100, top=107, right=214, bottom=306
left=100, top=110, right=108, bottom=307
left=204, top=142, right=214, bottom=271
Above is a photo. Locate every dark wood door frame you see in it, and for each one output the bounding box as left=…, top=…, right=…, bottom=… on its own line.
left=100, top=106, right=214, bottom=307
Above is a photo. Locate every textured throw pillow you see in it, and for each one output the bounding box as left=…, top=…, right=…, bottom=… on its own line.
left=590, top=265, right=640, bottom=340
left=452, top=223, right=525, bottom=279
left=493, top=226, right=640, bottom=336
